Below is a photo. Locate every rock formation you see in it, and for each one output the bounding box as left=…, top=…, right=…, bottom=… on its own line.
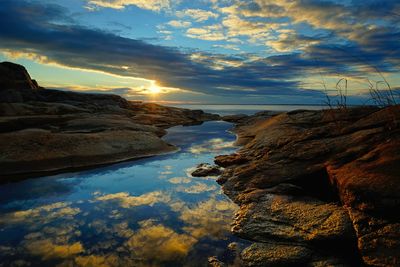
left=217, top=106, right=400, bottom=266
left=191, top=163, right=223, bottom=177
left=0, top=62, right=219, bottom=180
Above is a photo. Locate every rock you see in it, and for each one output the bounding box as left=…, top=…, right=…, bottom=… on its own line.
left=232, top=194, right=355, bottom=244
left=191, top=163, right=223, bottom=177
left=214, top=153, right=249, bottom=168
left=0, top=62, right=220, bottom=180
left=221, top=114, right=248, bottom=123
left=240, top=242, right=312, bottom=267
left=208, top=256, right=226, bottom=267
left=0, top=62, right=40, bottom=102
left=0, top=129, right=177, bottom=176
left=216, top=106, right=400, bottom=266
left=227, top=242, right=238, bottom=251
left=348, top=210, right=400, bottom=267
left=0, top=62, right=39, bottom=91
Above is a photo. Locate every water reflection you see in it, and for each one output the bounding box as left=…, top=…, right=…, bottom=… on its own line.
left=0, top=121, right=246, bottom=266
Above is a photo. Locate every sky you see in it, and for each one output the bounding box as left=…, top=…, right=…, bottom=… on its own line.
left=0, top=0, right=399, bottom=104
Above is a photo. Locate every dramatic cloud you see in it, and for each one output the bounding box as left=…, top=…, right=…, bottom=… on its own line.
left=0, top=0, right=315, bottom=99
left=1, top=0, right=399, bottom=103
left=86, top=0, right=171, bottom=11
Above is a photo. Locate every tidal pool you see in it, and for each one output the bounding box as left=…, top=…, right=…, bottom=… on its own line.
left=0, top=121, right=246, bottom=267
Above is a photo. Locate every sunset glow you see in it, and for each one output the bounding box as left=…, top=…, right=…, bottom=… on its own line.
left=148, top=82, right=162, bottom=95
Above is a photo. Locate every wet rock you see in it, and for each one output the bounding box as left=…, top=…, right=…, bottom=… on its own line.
left=191, top=163, right=223, bottom=177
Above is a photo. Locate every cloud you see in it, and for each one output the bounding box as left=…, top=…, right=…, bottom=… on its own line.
left=213, top=44, right=240, bottom=51
left=179, top=198, right=238, bottom=239
left=86, top=0, right=171, bottom=12
left=267, top=30, right=322, bottom=52
left=168, top=177, right=192, bottom=184
left=0, top=202, right=80, bottom=225
left=125, top=219, right=197, bottom=261
left=222, top=14, right=281, bottom=42
left=186, top=24, right=226, bottom=41
left=167, top=20, right=191, bottom=28
left=0, top=0, right=311, bottom=99
left=95, top=191, right=171, bottom=208
left=176, top=9, right=219, bottom=22
left=1, top=0, right=399, bottom=103
left=176, top=182, right=218, bottom=194
left=188, top=138, right=235, bottom=154
left=24, top=239, right=84, bottom=260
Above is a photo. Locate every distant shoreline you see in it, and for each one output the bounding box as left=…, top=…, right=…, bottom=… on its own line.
left=170, top=103, right=363, bottom=106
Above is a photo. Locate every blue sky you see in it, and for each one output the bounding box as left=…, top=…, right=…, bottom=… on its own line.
left=0, top=0, right=399, bottom=104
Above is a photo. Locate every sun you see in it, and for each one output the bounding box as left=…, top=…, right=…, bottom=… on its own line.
left=148, top=82, right=161, bottom=94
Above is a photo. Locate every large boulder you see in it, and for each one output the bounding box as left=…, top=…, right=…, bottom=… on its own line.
left=0, top=62, right=40, bottom=102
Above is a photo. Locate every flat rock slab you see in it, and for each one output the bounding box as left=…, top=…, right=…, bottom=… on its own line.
left=232, top=193, right=354, bottom=244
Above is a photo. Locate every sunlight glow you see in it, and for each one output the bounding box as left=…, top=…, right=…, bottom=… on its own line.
left=148, top=82, right=161, bottom=94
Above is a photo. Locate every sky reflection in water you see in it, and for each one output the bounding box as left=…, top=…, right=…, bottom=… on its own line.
left=0, top=121, right=246, bottom=267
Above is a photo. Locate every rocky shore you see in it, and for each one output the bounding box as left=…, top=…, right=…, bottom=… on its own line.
left=215, top=106, right=400, bottom=266
left=0, top=62, right=219, bottom=180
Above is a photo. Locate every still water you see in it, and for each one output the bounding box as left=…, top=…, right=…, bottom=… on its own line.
left=0, top=121, right=246, bottom=267
left=172, top=104, right=328, bottom=115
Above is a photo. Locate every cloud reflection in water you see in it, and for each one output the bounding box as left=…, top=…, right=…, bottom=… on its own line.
left=0, top=121, right=243, bottom=266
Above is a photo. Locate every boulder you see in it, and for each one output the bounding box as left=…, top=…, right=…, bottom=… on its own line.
left=191, top=163, right=223, bottom=177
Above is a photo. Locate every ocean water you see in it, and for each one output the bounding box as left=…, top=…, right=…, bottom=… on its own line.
left=0, top=121, right=249, bottom=267
left=171, top=104, right=328, bottom=115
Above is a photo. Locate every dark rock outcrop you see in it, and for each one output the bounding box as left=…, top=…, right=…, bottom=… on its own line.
left=191, top=163, right=223, bottom=177
left=0, top=62, right=219, bottom=180
left=215, top=106, right=400, bottom=266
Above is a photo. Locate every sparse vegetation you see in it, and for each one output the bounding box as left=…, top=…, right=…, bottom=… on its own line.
left=367, top=78, right=398, bottom=107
